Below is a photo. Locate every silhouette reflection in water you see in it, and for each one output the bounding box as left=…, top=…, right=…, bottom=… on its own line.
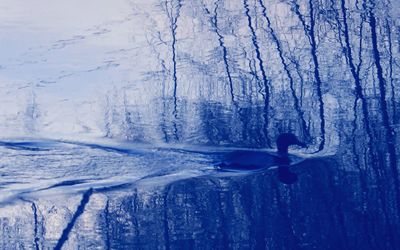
left=217, top=133, right=306, bottom=184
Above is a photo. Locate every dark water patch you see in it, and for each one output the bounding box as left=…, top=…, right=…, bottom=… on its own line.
left=1, top=153, right=399, bottom=249
left=93, top=157, right=399, bottom=249
left=55, top=140, right=145, bottom=155
left=0, top=141, right=51, bottom=152
left=40, top=179, right=88, bottom=191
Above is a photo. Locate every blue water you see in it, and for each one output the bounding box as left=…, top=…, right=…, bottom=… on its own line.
left=1, top=0, right=400, bottom=249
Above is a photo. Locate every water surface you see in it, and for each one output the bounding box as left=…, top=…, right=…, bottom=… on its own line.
left=0, top=0, right=399, bottom=249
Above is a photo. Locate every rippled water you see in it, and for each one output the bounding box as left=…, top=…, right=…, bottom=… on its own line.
left=1, top=0, right=400, bottom=249
left=0, top=139, right=219, bottom=203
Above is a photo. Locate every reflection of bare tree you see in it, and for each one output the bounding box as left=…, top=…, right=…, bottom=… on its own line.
left=203, top=0, right=235, bottom=102
left=102, top=88, right=144, bottom=141
left=285, top=0, right=326, bottom=151
left=367, top=1, right=400, bottom=223
left=104, top=0, right=400, bottom=155
left=384, top=18, right=396, bottom=120
left=258, top=0, right=309, bottom=141
left=23, top=90, right=40, bottom=134
left=162, top=0, right=183, bottom=141
left=243, top=0, right=271, bottom=146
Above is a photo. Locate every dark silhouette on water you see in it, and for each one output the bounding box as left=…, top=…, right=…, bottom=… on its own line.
left=217, top=133, right=306, bottom=184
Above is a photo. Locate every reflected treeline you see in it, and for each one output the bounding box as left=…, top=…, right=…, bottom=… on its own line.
left=105, top=0, right=398, bottom=149
left=102, top=96, right=307, bottom=147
